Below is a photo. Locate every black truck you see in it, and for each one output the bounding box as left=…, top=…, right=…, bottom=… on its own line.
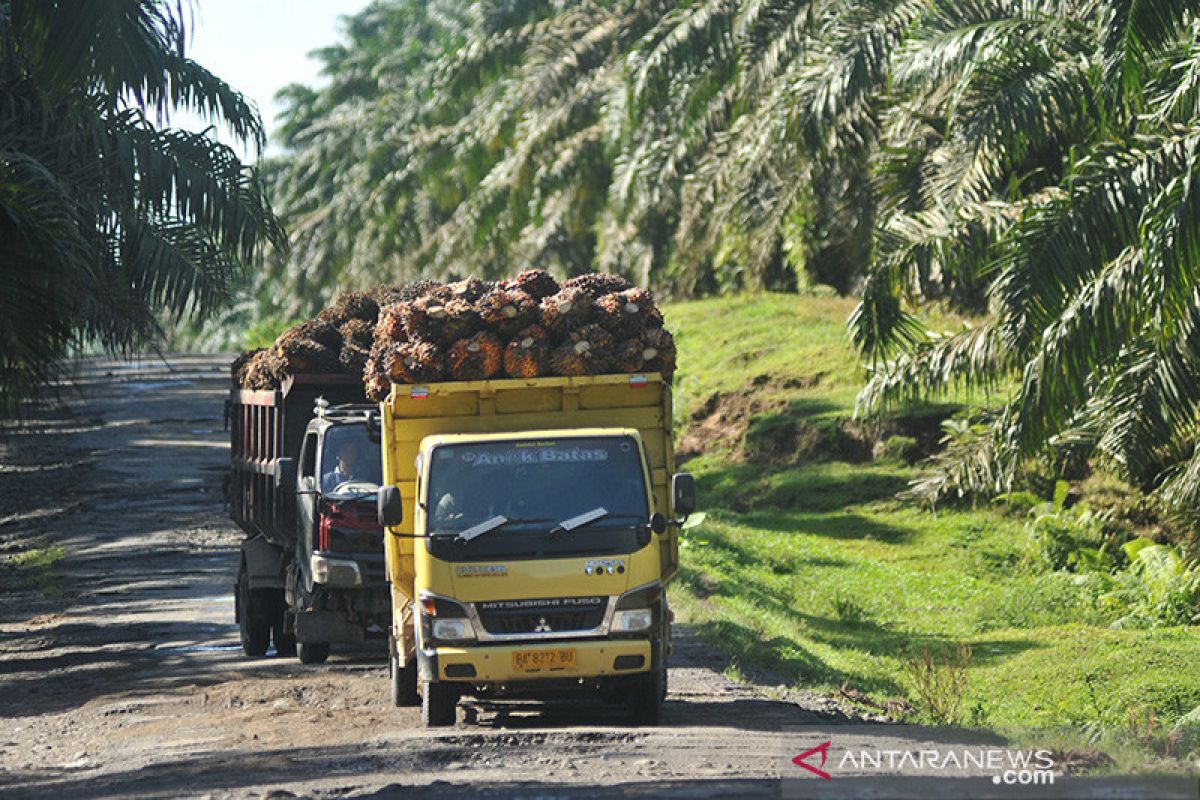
left=226, top=373, right=388, bottom=663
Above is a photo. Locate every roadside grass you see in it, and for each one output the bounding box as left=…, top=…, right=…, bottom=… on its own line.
left=662, top=292, right=1200, bottom=736
left=4, top=544, right=65, bottom=596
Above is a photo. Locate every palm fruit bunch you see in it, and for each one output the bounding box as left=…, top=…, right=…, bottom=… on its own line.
left=539, top=286, right=595, bottom=335
left=595, top=287, right=661, bottom=338
left=401, top=293, right=480, bottom=347
left=503, top=325, right=551, bottom=378
left=551, top=323, right=615, bottom=376
left=274, top=320, right=341, bottom=375
left=230, top=348, right=261, bottom=386
left=371, top=279, right=440, bottom=307
left=477, top=285, right=538, bottom=338
left=242, top=349, right=284, bottom=390
left=318, top=290, right=379, bottom=327
left=563, top=272, right=632, bottom=296
left=448, top=331, right=504, bottom=380
left=385, top=341, right=444, bottom=385
left=615, top=326, right=677, bottom=381
left=232, top=271, right=675, bottom=395
left=447, top=275, right=492, bottom=304
left=506, top=269, right=560, bottom=301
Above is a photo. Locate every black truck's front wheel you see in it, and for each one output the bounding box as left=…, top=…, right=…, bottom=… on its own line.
left=297, top=641, right=330, bottom=664
left=236, top=563, right=270, bottom=657
left=421, top=681, right=457, bottom=727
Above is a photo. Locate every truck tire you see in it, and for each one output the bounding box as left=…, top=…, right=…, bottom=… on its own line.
left=627, top=668, right=665, bottom=726
left=297, top=641, right=330, bottom=664
left=390, top=650, right=420, bottom=707
left=237, top=564, right=270, bottom=658
left=421, top=680, right=457, bottom=727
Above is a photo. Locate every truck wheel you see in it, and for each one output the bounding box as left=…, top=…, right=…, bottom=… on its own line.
left=297, top=641, right=330, bottom=664
left=237, top=565, right=270, bottom=657
left=627, top=668, right=665, bottom=726
left=421, top=680, right=457, bottom=727
left=390, top=650, right=420, bottom=707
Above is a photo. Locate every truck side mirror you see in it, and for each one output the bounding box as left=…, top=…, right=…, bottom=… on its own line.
left=377, top=485, right=404, bottom=527
left=672, top=473, right=695, bottom=517
left=364, top=413, right=381, bottom=444
left=649, top=512, right=668, bottom=535
left=276, top=458, right=297, bottom=492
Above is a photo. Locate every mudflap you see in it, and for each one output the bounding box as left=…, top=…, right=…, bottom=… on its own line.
left=293, top=610, right=364, bottom=644
left=240, top=535, right=286, bottom=591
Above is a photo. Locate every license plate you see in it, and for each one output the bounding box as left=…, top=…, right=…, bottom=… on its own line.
left=512, top=648, right=577, bottom=673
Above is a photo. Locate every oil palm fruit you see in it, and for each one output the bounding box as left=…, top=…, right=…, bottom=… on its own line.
left=230, top=349, right=261, bottom=386
left=539, top=286, right=595, bottom=335
left=503, top=325, right=551, bottom=378
left=616, top=327, right=677, bottom=381
left=339, top=318, right=375, bottom=349
left=319, top=290, right=380, bottom=326
left=371, top=280, right=440, bottom=307
left=563, top=272, right=631, bottom=297
left=478, top=286, right=538, bottom=338
left=550, top=324, right=614, bottom=376
left=385, top=341, right=444, bottom=384
left=448, top=331, right=504, bottom=380
left=509, top=269, right=559, bottom=300
left=402, top=295, right=480, bottom=346
left=374, top=303, right=407, bottom=346
left=448, top=275, right=490, bottom=303
left=339, top=342, right=370, bottom=375
left=595, top=287, right=658, bottom=338
left=276, top=319, right=342, bottom=352
left=277, top=337, right=340, bottom=374
left=244, top=349, right=283, bottom=389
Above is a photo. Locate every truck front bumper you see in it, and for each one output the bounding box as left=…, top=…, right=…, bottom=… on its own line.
left=429, top=639, right=653, bottom=683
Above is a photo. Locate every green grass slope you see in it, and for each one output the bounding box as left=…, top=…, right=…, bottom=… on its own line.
left=663, top=293, right=1200, bottom=731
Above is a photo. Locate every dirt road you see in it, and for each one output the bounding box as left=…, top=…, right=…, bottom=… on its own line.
left=1, top=356, right=1192, bottom=799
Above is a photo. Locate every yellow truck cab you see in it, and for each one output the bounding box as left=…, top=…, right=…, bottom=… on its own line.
left=373, top=373, right=694, bottom=727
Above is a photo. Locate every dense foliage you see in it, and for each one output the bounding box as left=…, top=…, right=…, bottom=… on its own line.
left=170, top=0, right=1200, bottom=519
left=0, top=0, right=283, bottom=410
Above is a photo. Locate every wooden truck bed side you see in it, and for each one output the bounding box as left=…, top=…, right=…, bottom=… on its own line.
left=226, top=373, right=365, bottom=548
left=379, top=373, right=677, bottom=602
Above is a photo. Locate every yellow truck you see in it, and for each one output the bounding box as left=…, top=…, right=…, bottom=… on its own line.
left=373, top=373, right=694, bottom=727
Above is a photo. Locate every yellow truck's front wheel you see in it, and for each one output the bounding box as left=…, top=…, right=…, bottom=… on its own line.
left=422, top=680, right=457, bottom=727
left=626, top=667, right=665, bottom=725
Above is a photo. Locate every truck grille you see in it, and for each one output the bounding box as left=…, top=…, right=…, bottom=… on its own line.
left=475, top=597, right=607, bottom=636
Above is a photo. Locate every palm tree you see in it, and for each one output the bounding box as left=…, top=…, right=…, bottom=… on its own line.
left=0, top=0, right=283, bottom=410
left=854, top=0, right=1200, bottom=510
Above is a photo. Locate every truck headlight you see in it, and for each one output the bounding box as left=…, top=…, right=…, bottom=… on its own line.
left=431, top=618, right=475, bottom=642
left=612, top=608, right=653, bottom=632
left=310, top=554, right=362, bottom=587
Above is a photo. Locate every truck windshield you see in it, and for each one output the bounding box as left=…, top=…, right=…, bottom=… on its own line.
left=425, top=435, right=650, bottom=560
left=321, top=426, right=382, bottom=494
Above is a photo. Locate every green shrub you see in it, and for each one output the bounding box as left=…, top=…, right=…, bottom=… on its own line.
left=1106, top=540, right=1200, bottom=628
left=882, top=435, right=919, bottom=463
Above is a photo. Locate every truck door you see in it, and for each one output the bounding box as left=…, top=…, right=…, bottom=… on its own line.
left=296, top=431, right=319, bottom=573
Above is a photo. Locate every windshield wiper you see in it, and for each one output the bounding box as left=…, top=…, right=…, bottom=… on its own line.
left=548, top=511, right=651, bottom=538
left=549, top=507, right=608, bottom=536
left=448, top=516, right=553, bottom=542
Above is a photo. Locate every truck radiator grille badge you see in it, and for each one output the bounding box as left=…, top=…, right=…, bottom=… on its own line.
left=476, top=597, right=606, bottom=635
